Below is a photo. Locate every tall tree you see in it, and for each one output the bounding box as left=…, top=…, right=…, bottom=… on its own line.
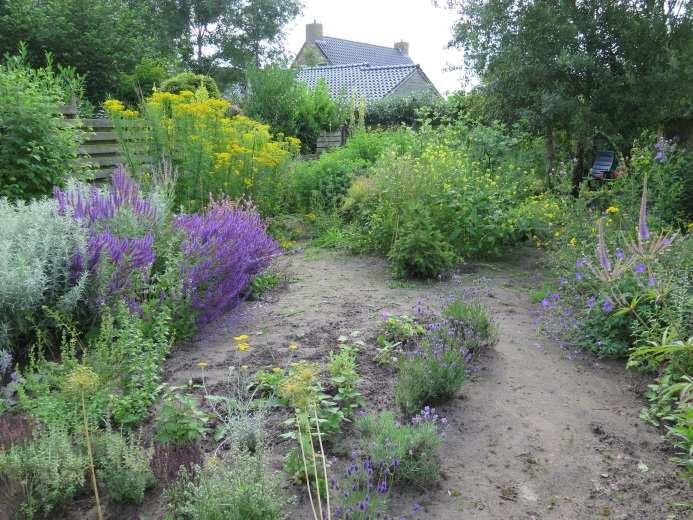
left=447, top=0, right=693, bottom=189
left=0, top=0, right=177, bottom=101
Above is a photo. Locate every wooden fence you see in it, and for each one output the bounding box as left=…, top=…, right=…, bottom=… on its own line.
left=61, top=101, right=148, bottom=180
left=316, top=127, right=347, bottom=154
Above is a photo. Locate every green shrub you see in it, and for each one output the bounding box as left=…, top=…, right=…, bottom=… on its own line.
left=118, top=56, right=170, bottom=103
left=244, top=66, right=347, bottom=153
left=0, top=49, right=85, bottom=200
left=0, top=198, right=88, bottom=355
left=395, top=338, right=466, bottom=418
left=388, top=204, right=456, bottom=279
left=442, top=298, right=498, bottom=352
left=0, top=427, right=86, bottom=519
left=164, top=448, right=288, bottom=520
left=160, top=71, right=221, bottom=98
left=355, top=410, right=444, bottom=487
left=155, top=390, right=209, bottom=445
left=365, top=91, right=445, bottom=128
left=94, top=431, right=154, bottom=505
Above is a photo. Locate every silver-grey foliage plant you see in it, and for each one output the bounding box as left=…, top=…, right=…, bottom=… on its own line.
left=0, top=198, right=88, bottom=351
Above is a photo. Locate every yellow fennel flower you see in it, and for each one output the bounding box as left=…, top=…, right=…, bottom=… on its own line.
left=606, top=206, right=619, bottom=214
left=233, top=334, right=249, bottom=342
left=237, top=343, right=250, bottom=352
left=288, top=341, right=299, bottom=351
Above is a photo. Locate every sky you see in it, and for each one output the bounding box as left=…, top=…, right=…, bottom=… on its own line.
left=284, top=0, right=466, bottom=95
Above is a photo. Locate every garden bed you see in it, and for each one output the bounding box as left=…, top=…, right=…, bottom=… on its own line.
left=131, top=246, right=688, bottom=520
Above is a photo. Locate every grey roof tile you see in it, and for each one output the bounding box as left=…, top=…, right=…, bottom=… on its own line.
left=315, top=37, right=414, bottom=66
left=296, top=63, right=418, bottom=102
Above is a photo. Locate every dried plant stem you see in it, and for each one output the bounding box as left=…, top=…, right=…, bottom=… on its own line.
left=313, top=406, right=331, bottom=520
left=81, top=391, right=103, bottom=520
left=306, top=409, right=324, bottom=520
left=296, top=412, right=319, bottom=520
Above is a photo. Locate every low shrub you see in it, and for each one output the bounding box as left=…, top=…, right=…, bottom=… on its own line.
left=0, top=198, right=88, bottom=356
left=395, top=338, right=467, bottom=418
left=164, top=448, right=289, bottom=520
left=388, top=204, right=457, bottom=279
left=364, top=91, right=446, bottom=128
left=94, top=431, right=154, bottom=505
left=355, top=408, right=446, bottom=487
left=155, top=390, right=209, bottom=446
left=0, top=427, right=86, bottom=519
left=442, top=298, right=498, bottom=352
left=160, top=71, right=221, bottom=98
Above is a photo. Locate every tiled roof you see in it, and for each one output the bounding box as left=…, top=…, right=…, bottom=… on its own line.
left=315, top=37, right=414, bottom=66
left=296, top=63, right=418, bottom=102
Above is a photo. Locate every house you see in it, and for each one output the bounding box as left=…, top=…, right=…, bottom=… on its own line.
left=294, top=22, right=440, bottom=103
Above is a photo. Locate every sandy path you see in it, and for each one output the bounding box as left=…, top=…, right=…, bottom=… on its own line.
left=165, top=247, right=690, bottom=519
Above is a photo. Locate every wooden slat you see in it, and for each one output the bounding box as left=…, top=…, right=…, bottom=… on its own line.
left=84, top=131, right=118, bottom=142
left=79, top=143, right=147, bottom=155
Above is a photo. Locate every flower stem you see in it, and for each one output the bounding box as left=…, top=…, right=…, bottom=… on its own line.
left=82, top=391, right=103, bottom=520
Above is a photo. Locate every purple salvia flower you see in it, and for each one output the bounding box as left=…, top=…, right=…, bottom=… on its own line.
left=176, top=199, right=280, bottom=324
left=586, top=296, right=596, bottom=309
left=634, top=263, right=646, bottom=274
left=615, top=248, right=624, bottom=261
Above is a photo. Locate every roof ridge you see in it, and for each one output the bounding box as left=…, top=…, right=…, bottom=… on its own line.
left=317, top=36, right=404, bottom=53
left=299, top=62, right=370, bottom=71
left=362, top=64, right=418, bottom=70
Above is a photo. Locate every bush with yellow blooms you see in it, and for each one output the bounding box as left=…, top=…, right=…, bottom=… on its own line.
left=106, top=87, right=300, bottom=213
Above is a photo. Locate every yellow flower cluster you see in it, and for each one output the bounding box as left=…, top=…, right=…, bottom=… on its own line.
left=606, top=206, right=619, bottom=214
left=233, top=334, right=250, bottom=352
left=279, top=361, right=320, bottom=408
left=142, top=89, right=300, bottom=208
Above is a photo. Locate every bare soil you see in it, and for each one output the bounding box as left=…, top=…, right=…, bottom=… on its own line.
left=78, top=246, right=693, bottom=519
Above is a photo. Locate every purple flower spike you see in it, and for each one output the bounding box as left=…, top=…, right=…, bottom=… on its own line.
left=586, top=296, right=596, bottom=309
left=638, top=183, right=650, bottom=241
left=602, top=298, right=614, bottom=313
left=634, top=263, right=646, bottom=274
left=615, top=248, right=624, bottom=261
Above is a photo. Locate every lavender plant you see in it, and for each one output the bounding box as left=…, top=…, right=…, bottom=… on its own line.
left=332, top=455, right=394, bottom=519
left=354, top=408, right=447, bottom=487
left=395, top=325, right=468, bottom=418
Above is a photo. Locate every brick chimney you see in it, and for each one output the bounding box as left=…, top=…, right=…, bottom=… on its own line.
left=394, top=41, right=409, bottom=56
left=306, top=21, right=323, bottom=44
